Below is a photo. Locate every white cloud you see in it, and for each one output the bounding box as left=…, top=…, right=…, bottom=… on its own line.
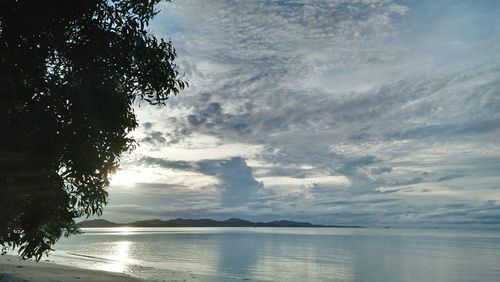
left=259, top=175, right=350, bottom=191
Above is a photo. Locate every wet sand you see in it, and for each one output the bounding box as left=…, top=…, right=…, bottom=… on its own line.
left=0, top=254, right=141, bottom=282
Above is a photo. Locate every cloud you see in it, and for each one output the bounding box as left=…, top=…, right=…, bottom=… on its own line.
left=141, top=131, right=167, bottom=145
left=142, top=122, right=154, bottom=130
left=138, top=156, right=265, bottom=206
left=139, top=156, right=195, bottom=171
left=216, top=157, right=264, bottom=206
left=371, top=166, right=392, bottom=175
left=98, top=0, right=500, bottom=226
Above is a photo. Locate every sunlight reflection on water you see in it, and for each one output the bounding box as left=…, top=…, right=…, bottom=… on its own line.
left=107, top=241, right=131, bottom=273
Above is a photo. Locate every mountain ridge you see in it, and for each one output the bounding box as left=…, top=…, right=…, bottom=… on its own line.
left=78, top=218, right=363, bottom=228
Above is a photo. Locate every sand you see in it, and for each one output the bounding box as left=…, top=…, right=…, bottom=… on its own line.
left=0, top=254, right=233, bottom=282
left=0, top=254, right=142, bottom=282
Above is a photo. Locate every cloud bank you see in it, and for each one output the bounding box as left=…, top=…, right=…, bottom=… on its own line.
left=103, top=0, right=500, bottom=227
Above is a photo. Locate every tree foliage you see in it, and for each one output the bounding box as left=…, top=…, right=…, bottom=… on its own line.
left=0, top=0, right=185, bottom=260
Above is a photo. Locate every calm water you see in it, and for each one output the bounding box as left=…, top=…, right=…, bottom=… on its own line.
left=51, top=227, right=500, bottom=281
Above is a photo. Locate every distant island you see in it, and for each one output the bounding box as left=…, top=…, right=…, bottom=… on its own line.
left=78, top=218, right=363, bottom=228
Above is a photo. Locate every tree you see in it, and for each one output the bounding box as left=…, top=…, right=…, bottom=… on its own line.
left=0, top=0, right=186, bottom=260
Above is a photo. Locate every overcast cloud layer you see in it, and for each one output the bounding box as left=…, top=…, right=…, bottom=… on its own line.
left=104, top=0, right=500, bottom=227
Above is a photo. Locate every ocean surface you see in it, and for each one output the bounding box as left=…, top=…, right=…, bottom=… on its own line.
left=50, top=227, right=500, bottom=281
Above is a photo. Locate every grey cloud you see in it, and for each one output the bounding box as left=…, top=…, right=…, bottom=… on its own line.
left=371, top=166, right=392, bottom=175
left=387, top=119, right=500, bottom=140
left=134, top=182, right=186, bottom=190
left=105, top=205, right=221, bottom=220
left=142, top=122, right=154, bottom=129
left=338, top=155, right=379, bottom=174
left=138, top=156, right=234, bottom=177
left=443, top=203, right=468, bottom=209
left=386, top=177, right=424, bottom=187
left=139, top=156, right=195, bottom=171
left=141, top=131, right=167, bottom=145
left=318, top=198, right=399, bottom=206
left=216, top=157, right=264, bottom=206
left=436, top=174, right=464, bottom=182
left=187, top=102, right=223, bottom=127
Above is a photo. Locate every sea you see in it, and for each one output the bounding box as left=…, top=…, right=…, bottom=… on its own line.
left=48, top=227, right=500, bottom=281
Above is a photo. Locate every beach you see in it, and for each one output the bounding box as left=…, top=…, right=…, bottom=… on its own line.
left=0, top=254, right=141, bottom=282
left=0, top=252, right=228, bottom=282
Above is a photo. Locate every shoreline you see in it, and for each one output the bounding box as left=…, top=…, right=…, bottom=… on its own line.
left=0, top=254, right=142, bottom=282
left=0, top=253, right=236, bottom=282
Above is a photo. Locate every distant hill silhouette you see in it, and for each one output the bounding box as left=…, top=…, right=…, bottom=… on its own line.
left=77, top=219, right=120, bottom=227
left=78, top=218, right=363, bottom=228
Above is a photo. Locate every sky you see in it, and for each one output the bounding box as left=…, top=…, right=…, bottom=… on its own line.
left=104, top=0, right=500, bottom=227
